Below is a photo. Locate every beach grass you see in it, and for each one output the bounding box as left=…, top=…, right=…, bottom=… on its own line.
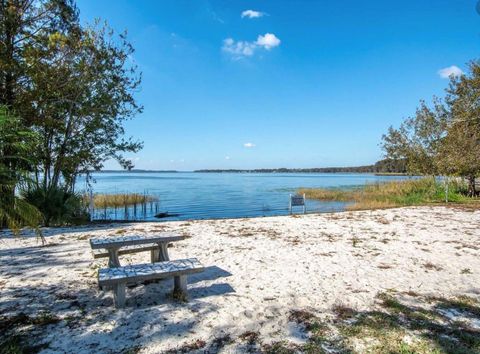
left=88, top=193, right=159, bottom=209
left=299, top=177, right=478, bottom=211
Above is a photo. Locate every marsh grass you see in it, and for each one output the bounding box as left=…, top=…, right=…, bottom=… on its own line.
left=89, top=193, right=158, bottom=209
left=300, top=178, right=478, bottom=211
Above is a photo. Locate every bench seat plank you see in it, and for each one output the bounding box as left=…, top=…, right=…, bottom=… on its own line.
left=98, top=258, right=204, bottom=287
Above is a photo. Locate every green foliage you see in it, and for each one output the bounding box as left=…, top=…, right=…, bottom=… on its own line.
left=22, top=19, right=143, bottom=190
left=438, top=61, right=480, bottom=196
left=1, top=0, right=143, bottom=194
left=382, top=60, right=480, bottom=196
left=1, top=1, right=143, bottom=233
left=22, top=185, right=89, bottom=226
left=381, top=98, right=448, bottom=176
left=0, top=106, right=42, bottom=236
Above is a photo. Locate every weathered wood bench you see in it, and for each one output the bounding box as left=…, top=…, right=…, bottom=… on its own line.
left=98, top=258, right=204, bottom=308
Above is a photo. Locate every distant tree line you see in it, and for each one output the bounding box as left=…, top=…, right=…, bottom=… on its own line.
left=381, top=61, right=480, bottom=196
left=195, top=159, right=407, bottom=174
left=0, top=0, right=142, bottom=229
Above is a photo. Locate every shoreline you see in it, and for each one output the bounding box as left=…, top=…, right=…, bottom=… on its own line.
left=2, top=201, right=478, bottom=236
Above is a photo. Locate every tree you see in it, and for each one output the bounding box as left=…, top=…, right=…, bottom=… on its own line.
left=381, top=98, right=448, bottom=176
left=22, top=20, right=143, bottom=192
left=0, top=0, right=79, bottom=222
left=1, top=0, right=143, bottom=194
left=437, top=61, right=480, bottom=196
left=373, top=159, right=407, bottom=173
left=382, top=60, right=480, bottom=197
left=0, top=0, right=78, bottom=109
left=0, top=106, right=42, bottom=235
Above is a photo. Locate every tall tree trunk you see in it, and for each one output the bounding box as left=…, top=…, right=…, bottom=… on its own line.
left=1, top=0, right=19, bottom=109
left=467, top=175, right=476, bottom=197
left=50, top=109, right=75, bottom=190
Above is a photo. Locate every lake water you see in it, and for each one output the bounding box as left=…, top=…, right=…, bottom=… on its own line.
left=77, top=172, right=411, bottom=221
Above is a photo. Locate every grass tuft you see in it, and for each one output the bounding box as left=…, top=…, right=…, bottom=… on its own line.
left=239, top=331, right=259, bottom=345
left=332, top=303, right=357, bottom=320
left=164, top=339, right=206, bottom=354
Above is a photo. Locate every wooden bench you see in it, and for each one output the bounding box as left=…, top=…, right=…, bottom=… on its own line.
left=98, top=258, right=204, bottom=308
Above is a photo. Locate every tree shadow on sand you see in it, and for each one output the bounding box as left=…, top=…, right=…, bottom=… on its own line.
left=0, top=261, right=236, bottom=353
left=0, top=222, right=140, bottom=240
left=338, top=292, right=480, bottom=353
left=0, top=243, right=92, bottom=281
left=281, top=291, right=480, bottom=354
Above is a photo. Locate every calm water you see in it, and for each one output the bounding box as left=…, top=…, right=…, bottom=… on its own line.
left=77, top=172, right=411, bottom=221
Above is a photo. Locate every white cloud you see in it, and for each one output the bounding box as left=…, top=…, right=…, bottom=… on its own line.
left=241, top=10, right=264, bottom=19
left=438, top=65, right=463, bottom=79
left=222, top=38, right=256, bottom=58
left=255, top=33, right=281, bottom=50
left=225, top=156, right=231, bottom=160
left=243, top=142, right=255, bottom=148
left=222, top=33, right=280, bottom=59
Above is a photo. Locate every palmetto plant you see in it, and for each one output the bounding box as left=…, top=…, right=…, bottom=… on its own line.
left=0, top=107, right=43, bottom=242
left=22, top=185, right=89, bottom=227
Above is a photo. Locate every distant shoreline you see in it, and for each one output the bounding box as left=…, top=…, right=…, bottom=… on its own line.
left=95, top=159, right=407, bottom=174
left=94, top=169, right=408, bottom=175
left=194, top=169, right=409, bottom=174
left=97, top=169, right=179, bottom=173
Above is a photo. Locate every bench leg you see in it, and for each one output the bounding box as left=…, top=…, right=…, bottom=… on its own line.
left=108, top=248, right=121, bottom=268
left=150, top=248, right=159, bottom=263
left=151, top=243, right=170, bottom=263
left=159, top=243, right=170, bottom=261
left=173, top=275, right=187, bottom=300
left=113, top=282, right=126, bottom=308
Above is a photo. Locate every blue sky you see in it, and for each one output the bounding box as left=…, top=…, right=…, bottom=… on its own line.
left=77, top=0, right=480, bottom=171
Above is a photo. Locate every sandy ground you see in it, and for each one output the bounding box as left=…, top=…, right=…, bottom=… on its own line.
left=1, top=206, right=479, bottom=353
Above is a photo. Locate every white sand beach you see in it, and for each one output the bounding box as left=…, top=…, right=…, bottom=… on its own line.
left=1, top=206, right=479, bottom=353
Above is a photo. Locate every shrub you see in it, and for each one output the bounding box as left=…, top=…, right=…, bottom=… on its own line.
left=22, top=186, right=89, bottom=226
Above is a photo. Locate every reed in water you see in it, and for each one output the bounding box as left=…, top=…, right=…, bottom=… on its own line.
left=89, top=193, right=159, bottom=209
